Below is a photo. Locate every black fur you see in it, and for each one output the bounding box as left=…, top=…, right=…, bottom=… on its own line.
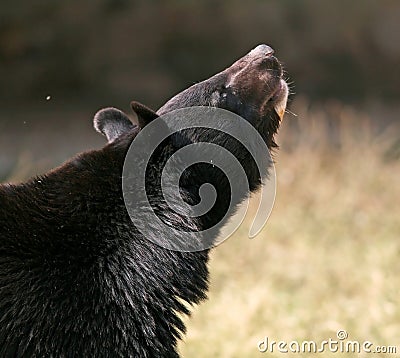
left=0, top=44, right=288, bottom=357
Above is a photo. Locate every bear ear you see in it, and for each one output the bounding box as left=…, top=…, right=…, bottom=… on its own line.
left=93, top=107, right=135, bottom=142
left=130, top=101, right=159, bottom=128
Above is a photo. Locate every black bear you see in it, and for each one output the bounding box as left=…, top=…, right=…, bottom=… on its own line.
left=0, top=45, right=288, bottom=357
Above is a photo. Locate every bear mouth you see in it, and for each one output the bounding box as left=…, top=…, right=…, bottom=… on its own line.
left=225, top=47, right=289, bottom=124
left=268, top=79, right=289, bottom=121
left=253, top=53, right=288, bottom=122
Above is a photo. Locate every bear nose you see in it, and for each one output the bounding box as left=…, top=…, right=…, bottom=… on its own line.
left=251, top=44, right=274, bottom=57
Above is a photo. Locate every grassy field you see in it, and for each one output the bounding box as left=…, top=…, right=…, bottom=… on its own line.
left=179, top=99, right=400, bottom=357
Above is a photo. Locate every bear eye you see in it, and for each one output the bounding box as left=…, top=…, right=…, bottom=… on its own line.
left=218, top=84, right=227, bottom=93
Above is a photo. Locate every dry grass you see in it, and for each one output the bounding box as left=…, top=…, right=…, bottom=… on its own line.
left=179, top=98, right=400, bottom=357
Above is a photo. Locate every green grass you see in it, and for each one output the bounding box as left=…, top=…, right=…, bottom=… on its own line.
left=179, top=99, right=400, bottom=357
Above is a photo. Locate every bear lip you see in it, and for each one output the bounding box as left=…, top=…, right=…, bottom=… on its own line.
left=271, top=80, right=289, bottom=121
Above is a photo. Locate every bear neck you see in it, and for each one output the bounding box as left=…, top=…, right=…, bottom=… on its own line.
left=0, top=141, right=210, bottom=357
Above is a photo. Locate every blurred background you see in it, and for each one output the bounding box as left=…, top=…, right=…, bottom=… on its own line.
left=1, top=1, right=399, bottom=356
